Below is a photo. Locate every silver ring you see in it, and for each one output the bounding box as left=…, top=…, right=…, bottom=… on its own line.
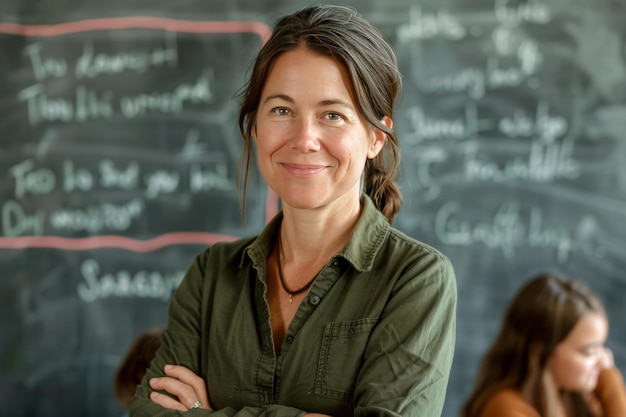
left=191, top=401, right=202, bottom=409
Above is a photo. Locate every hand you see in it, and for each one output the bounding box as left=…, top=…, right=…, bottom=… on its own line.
left=149, top=364, right=212, bottom=411
left=599, top=346, right=615, bottom=369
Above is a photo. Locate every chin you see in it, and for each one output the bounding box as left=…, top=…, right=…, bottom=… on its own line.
left=281, top=193, right=327, bottom=210
left=284, top=199, right=323, bottom=210
left=577, top=376, right=600, bottom=394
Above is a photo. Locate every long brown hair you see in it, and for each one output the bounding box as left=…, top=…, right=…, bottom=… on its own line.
left=462, top=273, right=605, bottom=417
left=237, top=5, right=403, bottom=223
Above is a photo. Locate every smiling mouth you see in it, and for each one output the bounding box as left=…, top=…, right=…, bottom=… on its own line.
left=282, top=163, right=327, bottom=176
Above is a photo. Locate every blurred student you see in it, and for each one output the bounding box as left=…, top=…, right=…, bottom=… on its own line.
left=113, top=327, right=164, bottom=416
left=462, top=273, right=626, bottom=417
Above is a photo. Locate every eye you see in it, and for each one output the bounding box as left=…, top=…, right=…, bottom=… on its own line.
left=581, top=348, right=595, bottom=357
left=272, top=107, right=290, bottom=116
left=325, top=112, right=344, bottom=121
left=580, top=345, right=601, bottom=357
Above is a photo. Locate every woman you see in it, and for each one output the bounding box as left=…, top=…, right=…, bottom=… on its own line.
left=129, top=5, right=456, bottom=416
left=462, top=273, right=626, bottom=417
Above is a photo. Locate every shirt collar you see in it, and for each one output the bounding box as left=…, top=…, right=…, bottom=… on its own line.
left=340, top=195, right=390, bottom=272
left=242, top=195, right=390, bottom=273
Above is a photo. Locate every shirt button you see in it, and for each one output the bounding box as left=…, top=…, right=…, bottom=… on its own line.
left=286, top=335, right=294, bottom=344
left=332, top=259, right=339, bottom=267
left=309, top=295, right=320, bottom=305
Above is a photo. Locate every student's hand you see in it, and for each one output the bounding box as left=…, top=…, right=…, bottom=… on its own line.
left=149, top=364, right=211, bottom=411
left=599, top=346, right=615, bottom=369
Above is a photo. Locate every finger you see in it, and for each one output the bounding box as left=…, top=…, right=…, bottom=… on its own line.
left=164, top=364, right=204, bottom=387
left=602, top=347, right=615, bottom=367
left=150, top=391, right=186, bottom=412
left=163, top=365, right=210, bottom=406
left=150, top=376, right=199, bottom=409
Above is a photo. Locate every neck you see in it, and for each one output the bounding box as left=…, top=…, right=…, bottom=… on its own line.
left=276, top=233, right=317, bottom=303
left=279, top=197, right=362, bottom=263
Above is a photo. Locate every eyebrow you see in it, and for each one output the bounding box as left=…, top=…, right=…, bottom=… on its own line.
left=263, top=94, right=294, bottom=104
left=318, top=99, right=355, bottom=111
left=262, top=94, right=355, bottom=111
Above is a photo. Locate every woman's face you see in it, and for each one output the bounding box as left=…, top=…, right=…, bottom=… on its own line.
left=547, top=312, right=608, bottom=393
left=253, top=46, right=387, bottom=212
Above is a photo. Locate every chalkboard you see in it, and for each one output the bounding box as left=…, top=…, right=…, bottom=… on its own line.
left=0, top=11, right=274, bottom=417
left=1, top=1, right=625, bottom=417
left=387, top=1, right=626, bottom=416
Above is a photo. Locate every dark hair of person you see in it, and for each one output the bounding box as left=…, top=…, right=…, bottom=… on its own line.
left=237, top=4, right=403, bottom=223
left=462, top=273, right=606, bottom=417
left=113, top=327, right=164, bottom=409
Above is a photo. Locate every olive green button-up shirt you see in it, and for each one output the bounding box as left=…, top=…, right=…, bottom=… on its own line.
left=130, top=196, right=457, bottom=417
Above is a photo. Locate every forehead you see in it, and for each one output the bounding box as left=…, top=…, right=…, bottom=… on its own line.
left=560, top=312, right=608, bottom=348
left=262, top=47, right=355, bottom=102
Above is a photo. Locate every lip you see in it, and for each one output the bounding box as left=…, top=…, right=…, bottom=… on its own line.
left=281, top=163, right=327, bottom=176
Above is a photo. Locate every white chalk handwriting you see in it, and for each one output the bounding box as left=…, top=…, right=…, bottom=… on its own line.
left=16, top=70, right=212, bottom=126
left=494, top=0, right=551, bottom=26
left=74, top=33, right=178, bottom=79
left=434, top=200, right=605, bottom=262
left=3, top=151, right=235, bottom=236
left=2, top=200, right=46, bottom=236
left=464, top=139, right=580, bottom=183
left=48, top=198, right=144, bottom=233
left=404, top=100, right=565, bottom=145
left=404, top=103, right=492, bottom=144
left=24, top=33, right=178, bottom=82
left=77, top=258, right=184, bottom=302
left=408, top=137, right=580, bottom=201
left=397, top=6, right=466, bottom=43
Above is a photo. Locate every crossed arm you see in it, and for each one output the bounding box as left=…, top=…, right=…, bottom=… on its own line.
left=148, top=364, right=330, bottom=416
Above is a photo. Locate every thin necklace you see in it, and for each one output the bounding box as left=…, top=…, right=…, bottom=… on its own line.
left=277, top=234, right=317, bottom=303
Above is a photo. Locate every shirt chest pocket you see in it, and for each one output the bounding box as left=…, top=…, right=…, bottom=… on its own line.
left=314, top=318, right=378, bottom=403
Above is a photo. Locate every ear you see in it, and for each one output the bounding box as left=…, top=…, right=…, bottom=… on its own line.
left=251, top=124, right=258, bottom=142
left=367, top=116, right=392, bottom=159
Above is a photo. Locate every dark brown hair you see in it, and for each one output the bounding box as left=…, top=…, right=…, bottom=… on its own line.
left=237, top=4, right=403, bottom=223
left=462, top=273, right=605, bottom=417
left=113, top=327, right=164, bottom=409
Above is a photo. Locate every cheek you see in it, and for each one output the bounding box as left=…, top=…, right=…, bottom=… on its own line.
left=341, top=134, right=374, bottom=163
left=254, top=124, right=285, bottom=154
left=550, top=355, right=597, bottom=392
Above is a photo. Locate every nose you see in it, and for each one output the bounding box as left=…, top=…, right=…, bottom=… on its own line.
left=291, top=117, right=321, bottom=153
left=593, top=350, right=605, bottom=370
